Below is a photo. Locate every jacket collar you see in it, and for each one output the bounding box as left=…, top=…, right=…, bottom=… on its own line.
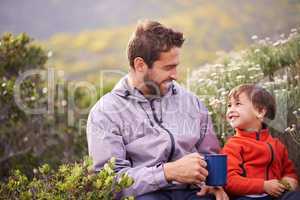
left=236, top=128, right=270, bottom=141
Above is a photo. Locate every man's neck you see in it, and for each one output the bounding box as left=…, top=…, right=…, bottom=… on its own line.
left=128, top=72, right=160, bottom=99
left=128, top=72, right=148, bottom=95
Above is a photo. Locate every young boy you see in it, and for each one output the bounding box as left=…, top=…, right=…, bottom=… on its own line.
left=222, top=84, right=299, bottom=200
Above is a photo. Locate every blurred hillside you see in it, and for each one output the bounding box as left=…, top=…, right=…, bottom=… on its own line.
left=1, top=0, right=300, bottom=82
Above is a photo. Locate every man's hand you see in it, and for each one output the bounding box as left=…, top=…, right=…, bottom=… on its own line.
left=197, top=185, right=229, bottom=200
left=264, top=179, right=286, bottom=197
left=163, top=153, right=208, bottom=184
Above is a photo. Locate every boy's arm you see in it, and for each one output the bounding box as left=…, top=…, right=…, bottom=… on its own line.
left=222, top=141, right=265, bottom=196
left=280, top=142, right=298, bottom=190
left=280, top=142, right=298, bottom=178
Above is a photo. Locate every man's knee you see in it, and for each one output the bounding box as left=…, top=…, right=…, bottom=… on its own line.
left=280, top=191, right=300, bottom=200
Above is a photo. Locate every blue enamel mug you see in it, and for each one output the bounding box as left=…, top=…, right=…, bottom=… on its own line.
left=204, top=154, right=227, bottom=186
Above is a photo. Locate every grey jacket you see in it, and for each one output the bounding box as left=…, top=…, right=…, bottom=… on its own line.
left=87, top=75, right=220, bottom=197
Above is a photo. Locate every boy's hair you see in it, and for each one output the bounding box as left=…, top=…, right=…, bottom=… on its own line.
left=127, top=20, right=185, bottom=69
left=228, top=84, right=276, bottom=120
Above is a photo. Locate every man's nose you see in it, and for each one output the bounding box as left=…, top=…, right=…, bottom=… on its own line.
left=170, top=68, right=177, bottom=80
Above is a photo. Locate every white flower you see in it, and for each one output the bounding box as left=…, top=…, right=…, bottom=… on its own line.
left=251, top=35, right=258, bottom=40
left=280, top=39, right=288, bottom=45
left=218, top=88, right=226, bottom=93
left=61, top=100, right=67, bottom=106
left=42, top=87, right=48, bottom=94
left=33, top=168, right=38, bottom=174
left=236, top=75, right=245, bottom=80
left=23, top=137, right=28, bottom=142
left=1, top=82, right=6, bottom=87
left=273, top=41, right=281, bottom=47
left=30, top=96, right=36, bottom=101
left=280, top=33, right=285, bottom=38
left=215, top=64, right=224, bottom=68
left=47, top=51, right=53, bottom=58
left=211, top=73, right=217, bottom=77
left=209, top=98, right=222, bottom=110
left=221, top=91, right=228, bottom=96
left=291, top=28, right=297, bottom=33
left=248, top=67, right=258, bottom=72
left=254, top=49, right=260, bottom=53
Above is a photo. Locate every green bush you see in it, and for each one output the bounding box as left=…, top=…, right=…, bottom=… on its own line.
left=0, top=157, right=134, bottom=200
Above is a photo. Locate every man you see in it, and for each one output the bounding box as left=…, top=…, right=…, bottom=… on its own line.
left=87, top=20, right=228, bottom=200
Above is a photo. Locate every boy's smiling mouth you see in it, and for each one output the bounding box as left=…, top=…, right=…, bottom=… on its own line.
left=228, top=114, right=239, bottom=121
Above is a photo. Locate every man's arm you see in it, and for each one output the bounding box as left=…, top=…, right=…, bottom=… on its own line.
left=87, top=110, right=169, bottom=197
left=195, top=100, right=220, bottom=154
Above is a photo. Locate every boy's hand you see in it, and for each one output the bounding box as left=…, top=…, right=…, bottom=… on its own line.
left=264, top=179, right=286, bottom=197
left=280, top=176, right=298, bottom=191
left=197, top=185, right=229, bottom=200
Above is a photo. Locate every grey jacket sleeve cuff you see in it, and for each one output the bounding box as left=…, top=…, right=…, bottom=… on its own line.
left=152, top=163, right=169, bottom=189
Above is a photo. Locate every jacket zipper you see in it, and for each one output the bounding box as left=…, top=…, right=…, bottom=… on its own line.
left=150, top=100, right=175, bottom=162
left=256, top=132, right=274, bottom=180
left=266, top=142, right=274, bottom=180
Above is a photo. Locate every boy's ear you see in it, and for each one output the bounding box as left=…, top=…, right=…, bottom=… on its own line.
left=256, top=108, right=267, bottom=121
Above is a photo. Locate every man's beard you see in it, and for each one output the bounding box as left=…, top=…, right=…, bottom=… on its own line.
left=143, top=74, right=172, bottom=97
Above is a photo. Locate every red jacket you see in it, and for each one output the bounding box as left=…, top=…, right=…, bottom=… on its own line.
left=222, top=128, right=298, bottom=196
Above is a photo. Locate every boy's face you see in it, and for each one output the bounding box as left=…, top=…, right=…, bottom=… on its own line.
left=226, top=92, right=262, bottom=131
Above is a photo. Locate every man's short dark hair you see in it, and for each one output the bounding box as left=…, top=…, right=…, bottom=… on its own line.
left=127, top=20, right=185, bottom=69
left=228, top=84, right=276, bottom=120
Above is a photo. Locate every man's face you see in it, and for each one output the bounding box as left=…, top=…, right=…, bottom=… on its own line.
left=143, top=47, right=180, bottom=96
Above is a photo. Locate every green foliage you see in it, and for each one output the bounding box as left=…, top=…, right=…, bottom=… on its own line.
left=0, top=33, right=55, bottom=178
left=0, top=33, right=114, bottom=181
left=0, top=157, right=134, bottom=200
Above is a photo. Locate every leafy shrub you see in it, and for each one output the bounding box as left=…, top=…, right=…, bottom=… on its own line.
left=0, top=157, right=134, bottom=200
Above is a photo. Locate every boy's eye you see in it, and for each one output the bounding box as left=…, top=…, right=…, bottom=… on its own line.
left=236, top=102, right=241, bottom=106
left=227, top=104, right=231, bottom=108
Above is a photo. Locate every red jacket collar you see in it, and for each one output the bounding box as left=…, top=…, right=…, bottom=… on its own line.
left=236, top=128, right=270, bottom=141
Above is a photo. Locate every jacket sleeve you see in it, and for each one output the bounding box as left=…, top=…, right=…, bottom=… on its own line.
left=87, top=108, right=169, bottom=197
left=221, top=140, right=265, bottom=196
left=279, top=141, right=298, bottom=180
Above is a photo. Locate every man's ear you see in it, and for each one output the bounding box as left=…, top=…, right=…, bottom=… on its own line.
left=133, top=57, right=147, bottom=72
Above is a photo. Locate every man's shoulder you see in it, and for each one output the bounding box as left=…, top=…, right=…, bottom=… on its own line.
left=173, top=82, right=207, bottom=112
left=173, top=82, right=200, bottom=100
left=89, top=92, right=121, bottom=114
